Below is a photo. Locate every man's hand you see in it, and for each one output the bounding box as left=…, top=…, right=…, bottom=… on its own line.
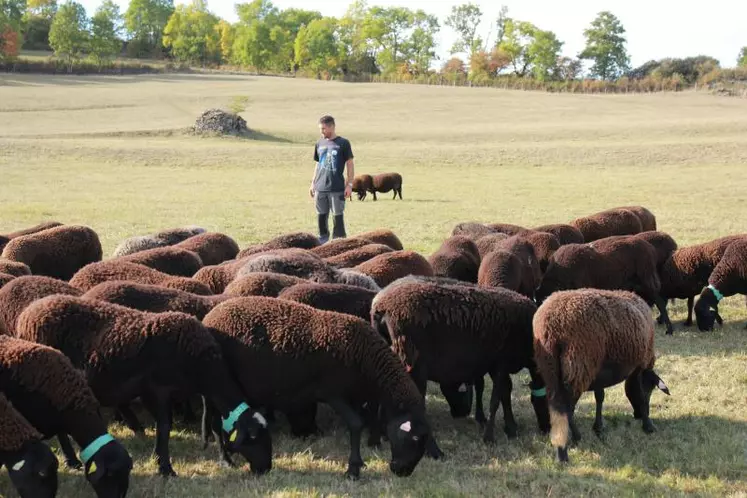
left=344, top=184, right=353, bottom=200
left=309, top=184, right=315, bottom=198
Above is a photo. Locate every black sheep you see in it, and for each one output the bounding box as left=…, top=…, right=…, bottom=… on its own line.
left=694, top=238, right=747, bottom=331
left=278, top=283, right=377, bottom=321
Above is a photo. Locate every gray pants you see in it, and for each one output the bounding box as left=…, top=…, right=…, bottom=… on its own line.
left=315, top=191, right=346, bottom=215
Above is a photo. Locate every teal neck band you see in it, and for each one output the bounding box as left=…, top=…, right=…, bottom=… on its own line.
left=222, top=402, right=250, bottom=433
left=80, top=434, right=115, bottom=464
left=708, top=284, right=724, bottom=302
left=531, top=387, right=547, bottom=397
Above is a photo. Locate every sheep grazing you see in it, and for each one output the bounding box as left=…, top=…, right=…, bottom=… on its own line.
left=474, top=233, right=510, bottom=257
left=486, top=235, right=542, bottom=298
left=533, top=289, right=670, bottom=463
left=278, top=283, right=377, bottom=321
left=428, top=235, right=481, bottom=283
left=694, top=238, right=747, bottom=331
left=70, top=260, right=212, bottom=295
left=0, top=335, right=133, bottom=495
left=569, top=208, right=643, bottom=242
left=354, top=251, right=434, bottom=287
left=477, top=250, right=524, bottom=293
left=237, top=232, right=321, bottom=259
left=0, top=392, right=59, bottom=498
left=311, top=237, right=373, bottom=259
left=15, top=296, right=273, bottom=477
left=0, top=272, right=16, bottom=289
left=486, top=223, right=529, bottom=236
left=236, top=248, right=337, bottom=283
left=532, top=224, right=585, bottom=245
left=115, top=246, right=204, bottom=277
left=83, top=281, right=227, bottom=319
left=354, top=229, right=404, bottom=251
left=224, top=272, right=308, bottom=298
left=659, top=234, right=746, bottom=331
left=452, top=222, right=495, bottom=239
left=194, top=258, right=250, bottom=294
left=0, top=276, right=82, bottom=336
left=371, top=173, right=403, bottom=201
left=333, top=268, right=382, bottom=291
left=1, top=225, right=103, bottom=281
left=371, top=279, right=550, bottom=450
left=518, top=231, right=561, bottom=274
left=173, top=232, right=240, bottom=266
left=0, top=221, right=63, bottom=252
left=111, top=225, right=206, bottom=257
left=325, top=244, right=394, bottom=268
left=203, top=297, right=431, bottom=479
left=0, top=258, right=31, bottom=277
left=352, top=174, right=374, bottom=201
left=613, top=205, right=657, bottom=232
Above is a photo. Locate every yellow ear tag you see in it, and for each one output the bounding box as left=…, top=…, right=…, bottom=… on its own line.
left=229, top=430, right=238, bottom=442
left=88, top=462, right=97, bottom=475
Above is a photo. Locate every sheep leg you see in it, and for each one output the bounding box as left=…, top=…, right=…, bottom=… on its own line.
left=328, top=398, right=366, bottom=479
left=116, top=403, right=145, bottom=435
left=57, top=433, right=82, bottom=470
left=624, top=372, right=657, bottom=434
left=684, top=296, right=694, bottom=326
left=500, top=375, right=518, bottom=438
left=482, top=370, right=507, bottom=444
left=474, top=375, right=486, bottom=426
left=362, top=400, right=383, bottom=448
left=372, top=191, right=377, bottom=201
left=654, top=296, right=674, bottom=335
left=592, top=388, right=606, bottom=438
left=207, top=401, right=236, bottom=468
left=142, top=386, right=177, bottom=477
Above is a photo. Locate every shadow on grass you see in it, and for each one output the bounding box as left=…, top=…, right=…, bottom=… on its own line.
left=14, top=128, right=295, bottom=144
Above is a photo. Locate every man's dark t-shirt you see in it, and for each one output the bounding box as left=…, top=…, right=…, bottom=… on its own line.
left=313, top=136, right=353, bottom=193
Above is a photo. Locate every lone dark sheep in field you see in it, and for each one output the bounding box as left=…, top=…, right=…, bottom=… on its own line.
left=0, top=258, right=31, bottom=277
left=570, top=208, right=643, bottom=242
left=70, top=260, right=212, bottom=295
left=278, top=283, right=377, bottom=321
left=324, top=243, right=394, bottom=268
left=370, top=173, right=403, bottom=201
left=694, top=238, right=747, bottom=331
left=354, top=229, right=404, bottom=251
left=428, top=235, right=481, bottom=283
left=15, top=295, right=273, bottom=477
left=0, top=335, right=133, bottom=495
left=0, top=276, right=82, bottom=336
left=532, top=224, right=585, bottom=245
left=111, top=226, right=206, bottom=257
left=115, top=246, right=204, bottom=277
left=203, top=296, right=431, bottom=479
left=354, top=251, right=434, bottom=287
left=237, top=232, right=321, bottom=259
left=0, top=392, right=59, bottom=498
left=2, top=225, right=103, bottom=281
left=658, top=234, right=746, bottom=331
left=0, top=221, right=64, bottom=252
left=533, top=289, right=670, bottom=463
left=352, top=174, right=374, bottom=201
left=224, top=272, right=308, bottom=298
left=371, top=279, right=550, bottom=453
left=83, top=281, right=227, bottom=319
left=172, top=232, right=240, bottom=266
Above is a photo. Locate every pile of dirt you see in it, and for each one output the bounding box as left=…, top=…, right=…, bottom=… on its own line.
left=191, top=109, right=250, bottom=135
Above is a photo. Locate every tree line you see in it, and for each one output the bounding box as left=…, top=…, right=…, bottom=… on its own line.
left=1, top=0, right=746, bottom=88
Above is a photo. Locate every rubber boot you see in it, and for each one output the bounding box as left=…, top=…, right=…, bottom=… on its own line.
left=318, top=213, right=330, bottom=244
left=332, top=214, right=347, bottom=239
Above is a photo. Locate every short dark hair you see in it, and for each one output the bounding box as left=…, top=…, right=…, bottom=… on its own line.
left=319, top=115, right=335, bottom=126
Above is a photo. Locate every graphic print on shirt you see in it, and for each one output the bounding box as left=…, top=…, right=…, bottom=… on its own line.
left=317, top=146, right=338, bottom=174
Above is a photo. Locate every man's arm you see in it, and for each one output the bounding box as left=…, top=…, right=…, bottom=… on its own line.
left=310, top=145, right=318, bottom=197
left=345, top=158, right=355, bottom=198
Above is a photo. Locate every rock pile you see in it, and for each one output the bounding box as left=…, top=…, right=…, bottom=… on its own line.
left=191, top=109, right=249, bottom=135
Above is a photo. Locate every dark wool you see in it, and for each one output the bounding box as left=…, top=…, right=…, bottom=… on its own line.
left=116, top=246, right=204, bottom=277
left=532, top=224, right=585, bottom=245
left=354, top=251, right=434, bottom=287
left=0, top=392, right=43, bottom=451
left=224, top=272, right=308, bottom=298
left=237, top=232, right=321, bottom=259
left=70, top=260, right=212, bottom=295
left=325, top=244, right=394, bottom=268
left=428, top=236, right=481, bottom=283
left=278, top=283, right=377, bottom=321
left=474, top=233, right=510, bottom=258
left=354, top=229, right=404, bottom=251
left=0, top=276, right=82, bottom=336
left=570, top=208, right=643, bottom=242
left=236, top=249, right=337, bottom=283
left=0, top=259, right=31, bottom=278
left=311, top=237, right=373, bottom=259
left=174, top=232, right=240, bottom=266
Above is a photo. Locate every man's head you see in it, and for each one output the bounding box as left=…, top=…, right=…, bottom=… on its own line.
left=319, top=115, right=336, bottom=139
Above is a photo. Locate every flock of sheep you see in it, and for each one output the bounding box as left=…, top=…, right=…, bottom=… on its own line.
left=0, top=206, right=744, bottom=497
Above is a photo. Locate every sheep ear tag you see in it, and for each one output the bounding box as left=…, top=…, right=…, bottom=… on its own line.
left=11, top=460, right=25, bottom=471
left=229, top=430, right=238, bottom=443
left=657, top=379, right=671, bottom=395
left=88, top=461, right=97, bottom=475
left=399, top=421, right=412, bottom=433
left=458, top=383, right=467, bottom=393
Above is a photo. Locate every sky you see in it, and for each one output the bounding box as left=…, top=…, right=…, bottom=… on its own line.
left=78, top=0, right=747, bottom=69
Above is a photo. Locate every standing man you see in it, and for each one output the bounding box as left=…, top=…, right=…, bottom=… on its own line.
left=310, top=115, right=355, bottom=243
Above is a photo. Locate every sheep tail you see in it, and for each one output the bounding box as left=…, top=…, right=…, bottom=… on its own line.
left=548, top=341, right=571, bottom=453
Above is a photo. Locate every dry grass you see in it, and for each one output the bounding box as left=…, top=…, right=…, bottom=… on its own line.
left=0, top=73, right=746, bottom=497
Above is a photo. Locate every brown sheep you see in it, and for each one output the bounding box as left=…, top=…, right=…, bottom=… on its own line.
left=237, top=232, right=321, bottom=259
left=591, top=231, right=677, bottom=271
left=173, top=232, right=240, bottom=265
left=324, top=244, right=394, bottom=268
left=517, top=231, right=561, bottom=274
left=224, top=272, right=308, bottom=298
left=354, top=229, right=404, bottom=251
left=613, top=206, right=657, bottom=232
left=452, top=222, right=496, bottom=239
left=570, top=208, right=643, bottom=242
left=235, top=248, right=337, bottom=283
left=0, top=221, right=63, bottom=251
left=352, top=174, right=374, bottom=201
left=532, top=224, right=585, bottom=245
left=486, top=223, right=529, bottom=236
left=428, top=236, right=481, bottom=283
left=477, top=250, right=524, bottom=293
left=1, top=225, right=103, bottom=281
left=69, top=260, right=212, bottom=295
left=533, top=289, right=670, bottom=463
left=474, top=233, right=510, bottom=258
left=694, top=238, right=747, bottom=331
left=278, top=283, right=377, bottom=321
left=354, top=251, right=434, bottom=287
left=0, top=272, right=15, bottom=289
left=0, top=276, right=82, bottom=336
left=111, top=225, right=206, bottom=257
left=371, top=173, right=403, bottom=201
left=194, top=257, right=251, bottom=294
left=494, top=235, right=542, bottom=295
left=311, top=237, right=373, bottom=258
left=115, top=246, right=204, bottom=277
left=0, top=258, right=31, bottom=277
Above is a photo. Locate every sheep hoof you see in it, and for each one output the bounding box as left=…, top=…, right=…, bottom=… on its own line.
left=504, top=425, right=518, bottom=439
left=158, top=464, right=178, bottom=478
left=684, top=319, right=692, bottom=327
left=592, top=423, right=605, bottom=439
left=482, top=431, right=496, bottom=445
left=345, top=463, right=364, bottom=480
left=642, top=420, right=657, bottom=434
left=665, top=324, right=674, bottom=335
left=556, top=447, right=569, bottom=463
left=65, top=458, right=83, bottom=470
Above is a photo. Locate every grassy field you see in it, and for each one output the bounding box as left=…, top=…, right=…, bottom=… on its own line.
left=0, top=73, right=746, bottom=497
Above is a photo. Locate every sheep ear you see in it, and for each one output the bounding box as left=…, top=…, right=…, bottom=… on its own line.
left=657, top=379, right=670, bottom=395
left=399, top=421, right=412, bottom=433
left=458, top=383, right=467, bottom=393
left=253, top=412, right=268, bottom=428
left=11, top=460, right=25, bottom=472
